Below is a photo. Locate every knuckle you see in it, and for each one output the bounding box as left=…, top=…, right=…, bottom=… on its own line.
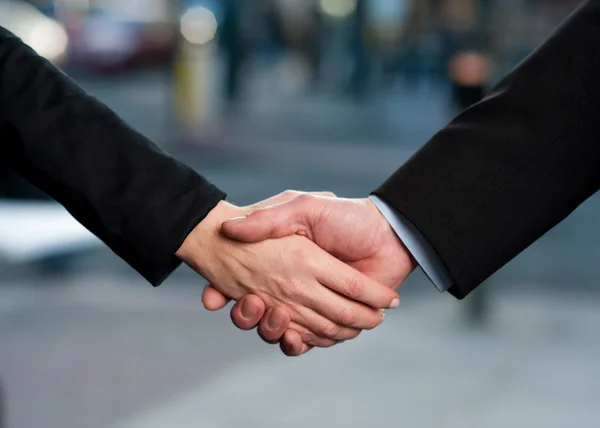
left=335, top=327, right=361, bottom=341
left=295, top=329, right=314, bottom=343
left=364, top=311, right=384, bottom=330
left=319, top=322, right=341, bottom=339
left=299, top=331, right=336, bottom=348
left=281, top=279, right=304, bottom=300
left=335, top=307, right=357, bottom=326
left=345, top=329, right=362, bottom=340
left=283, top=190, right=300, bottom=198
left=289, top=246, right=310, bottom=268
left=296, top=193, right=313, bottom=204
left=342, top=277, right=364, bottom=299
left=323, top=191, right=336, bottom=198
left=311, top=338, right=337, bottom=348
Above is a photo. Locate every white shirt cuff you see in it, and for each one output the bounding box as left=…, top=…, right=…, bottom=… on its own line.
left=369, top=196, right=454, bottom=292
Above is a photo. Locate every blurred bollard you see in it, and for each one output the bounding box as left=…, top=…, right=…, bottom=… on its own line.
left=174, top=43, right=215, bottom=129
left=174, top=4, right=220, bottom=134
left=448, top=50, right=493, bottom=327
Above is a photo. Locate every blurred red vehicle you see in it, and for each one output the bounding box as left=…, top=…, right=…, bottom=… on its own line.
left=62, top=5, right=178, bottom=72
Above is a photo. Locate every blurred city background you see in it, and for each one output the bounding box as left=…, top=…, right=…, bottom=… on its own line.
left=1, top=0, right=599, bottom=427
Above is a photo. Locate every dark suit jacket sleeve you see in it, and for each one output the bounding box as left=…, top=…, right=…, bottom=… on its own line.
left=0, top=27, right=226, bottom=285
left=373, top=0, right=600, bottom=299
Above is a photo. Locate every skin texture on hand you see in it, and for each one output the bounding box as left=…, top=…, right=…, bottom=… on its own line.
left=201, top=191, right=327, bottom=312
left=204, top=193, right=417, bottom=356
left=176, top=194, right=401, bottom=344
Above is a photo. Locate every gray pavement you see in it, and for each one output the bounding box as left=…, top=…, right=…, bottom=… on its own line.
left=0, top=277, right=262, bottom=428
left=113, top=288, right=600, bottom=428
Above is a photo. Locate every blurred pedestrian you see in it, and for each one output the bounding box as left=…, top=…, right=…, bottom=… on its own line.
left=219, top=0, right=246, bottom=104
left=448, top=50, right=493, bottom=112
left=348, top=0, right=370, bottom=99
left=448, top=48, right=494, bottom=325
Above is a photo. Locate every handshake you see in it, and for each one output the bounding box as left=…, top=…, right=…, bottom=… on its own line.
left=2, top=1, right=591, bottom=360
left=176, top=191, right=417, bottom=357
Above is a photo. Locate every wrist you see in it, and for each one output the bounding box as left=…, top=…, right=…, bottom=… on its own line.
left=366, top=197, right=418, bottom=271
left=364, top=198, right=395, bottom=236
left=176, top=200, right=243, bottom=274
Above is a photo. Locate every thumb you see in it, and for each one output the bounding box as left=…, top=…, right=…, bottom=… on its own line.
left=221, top=198, right=311, bottom=243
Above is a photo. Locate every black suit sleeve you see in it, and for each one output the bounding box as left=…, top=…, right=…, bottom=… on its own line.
left=0, top=28, right=226, bottom=285
left=373, top=0, right=600, bottom=299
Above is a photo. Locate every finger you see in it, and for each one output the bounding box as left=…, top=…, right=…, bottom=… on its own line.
left=285, top=254, right=392, bottom=330
left=221, top=196, right=313, bottom=243
left=280, top=329, right=313, bottom=357
left=315, top=255, right=400, bottom=311
left=256, top=318, right=339, bottom=348
left=202, top=284, right=230, bottom=311
left=230, top=295, right=266, bottom=331
left=291, top=305, right=362, bottom=341
left=285, top=321, right=340, bottom=348
left=298, top=284, right=386, bottom=331
left=256, top=306, right=291, bottom=344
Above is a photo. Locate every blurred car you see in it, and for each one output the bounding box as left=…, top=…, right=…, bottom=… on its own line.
left=0, top=0, right=69, bottom=65
left=63, top=6, right=178, bottom=72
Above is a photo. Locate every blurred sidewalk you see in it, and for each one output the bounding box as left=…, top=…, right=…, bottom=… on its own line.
left=180, top=54, right=453, bottom=151
left=225, top=85, right=452, bottom=146
left=1, top=275, right=599, bottom=428
left=176, top=82, right=453, bottom=200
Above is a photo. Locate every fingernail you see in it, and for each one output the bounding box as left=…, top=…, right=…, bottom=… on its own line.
left=241, top=299, right=260, bottom=319
left=267, top=310, right=285, bottom=330
left=390, top=298, right=400, bottom=309
left=381, top=310, right=386, bottom=321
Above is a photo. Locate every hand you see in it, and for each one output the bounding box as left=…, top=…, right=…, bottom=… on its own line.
left=177, top=196, right=401, bottom=344
left=201, top=190, right=336, bottom=310
left=204, top=194, right=417, bottom=356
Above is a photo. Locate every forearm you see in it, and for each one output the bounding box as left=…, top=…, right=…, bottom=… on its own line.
left=374, top=0, right=600, bottom=298
left=0, top=28, right=225, bottom=285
